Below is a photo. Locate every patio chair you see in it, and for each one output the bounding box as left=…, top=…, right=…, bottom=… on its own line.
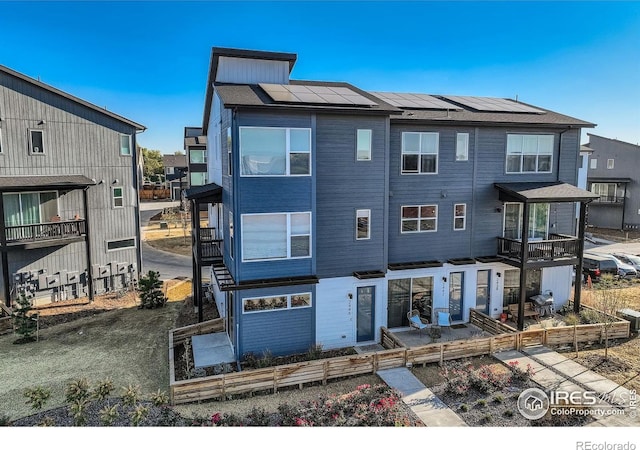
left=434, top=308, right=452, bottom=335
left=407, top=309, right=429, bottom=336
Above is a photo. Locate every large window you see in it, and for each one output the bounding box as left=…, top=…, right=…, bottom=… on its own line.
left=503, top=202, right=549, bottom=240
left=401, top=205, right=437, bottom=233
left=505, top=134, right=553, bottom=173
left=242, top=212, right=311, bottom=261
left=239, top=127, right=311, bottom=176
left=591, top=182, right=622, bottom=203
left=120, top=135, right=131, bottom=156
left=190, top=172, right=207, bottom=186
left=356, top=209, right=370, bottom=240
left=3, top=192, right=58, bottom=226
left=401, top=132, right=438, bottom=174
left=243, top=292, right=312, bottom=313
left=456, top=133, right=469, bottom=161
left=356, top=129, right=372, bottom=161
left=387, top=277, right=434, bottom=328
left=190, top=149, right=207, bottom=164
left=29, top=129, right=45, bottom=154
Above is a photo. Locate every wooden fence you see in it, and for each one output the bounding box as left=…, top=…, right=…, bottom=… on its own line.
left=469, top=309, right=518, bottom=334
left=168, top=308, right=630, bottom=405
left=139, top=189, right=171, bottom=200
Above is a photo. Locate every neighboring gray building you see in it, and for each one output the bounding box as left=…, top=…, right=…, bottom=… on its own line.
left=0, top=64, right=145, bottom=306
left=163, top=154, right=188, bottom=201
left=584, top=133, right=640, bottom=230
left=184, top=127, right=208, bottom=212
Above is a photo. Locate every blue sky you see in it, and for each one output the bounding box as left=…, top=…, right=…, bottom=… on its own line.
left=1, top=1, right=639, bottom=154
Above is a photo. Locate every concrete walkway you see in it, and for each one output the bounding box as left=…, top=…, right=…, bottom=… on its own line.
left=377, top=367, right=467, bottom=426
left=494, top=346, right=639, bottom=426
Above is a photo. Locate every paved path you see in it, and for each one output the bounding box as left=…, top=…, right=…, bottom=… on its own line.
left=494, top=346, right=638, bottom=427
left=377, top=367, right=467, bottom=426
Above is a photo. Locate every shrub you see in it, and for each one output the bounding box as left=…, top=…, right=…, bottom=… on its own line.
left=503, top=410, right=514, bottom=418
left=130, top=405, right=149, bottom=426
left=138, top=270, right=167, bottom=309
left=121, top=384, right=141, bottom=407
left=481, top=413, right=492, bottom=424
left=459, top=404, right=469, bottom=412
left=65, top=378, right=90, bottom=403
left=37, top=417, right=55, bottom=427
left=306, top=344, right=323, bottom=360
left=256, top=349, right=274, bottom=368
left=508, top=360, right=535, bottom=382
left=150, top=389, right=169, bottom=407
left=24, top=386, right=51, bottom=411
left=475, top=399, right=487, bottom=408
left=93, top=378, right=115, bottom=401
left=70, top=399, right=89, bottom=426
left=493, top=394, right=504, bottom=403
left=12, top=292, right=37, bottom=344
left=99, top=404, right=119, bottom=426
left=0, top=414, right=10, bottom=426
left=580, top=308, right=602, bottom=324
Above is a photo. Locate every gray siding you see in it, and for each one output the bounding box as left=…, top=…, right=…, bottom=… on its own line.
left=0, top=71, right=141, bottom=301
left=215, top=56, right=290, bottom=84
left=316, top=114, right=388, bottom=277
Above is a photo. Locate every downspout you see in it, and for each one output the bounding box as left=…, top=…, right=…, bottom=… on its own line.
left=83, top=186, right=94, bottom=302
left=133, top=130, right=144, bottom=277
left=621, top=183, right=627, bottom=230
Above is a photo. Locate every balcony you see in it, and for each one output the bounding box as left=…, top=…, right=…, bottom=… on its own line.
left=197, top=227, right=222, bottom=264
left=497, top=233, right=580, bottom=265
left=591, top=196, right=624, bottom=205
left=5, top=220, right=87, bottom=247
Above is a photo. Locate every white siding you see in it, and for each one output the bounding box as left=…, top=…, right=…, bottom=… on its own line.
left=541, top=265, right=573, bottom=309
left=215, top=57, right=290, bottom=84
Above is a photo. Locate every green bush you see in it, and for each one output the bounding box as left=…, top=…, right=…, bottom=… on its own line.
left=138, top=270, right=167, bottom=309
left=12, top=292, right=37, bottom=344
left=93, top=378, right=115, bottom=401
left=70, top=399, right=89, bottom=426
left=130, top=405, right=149, bottom=426
left=65, top=378, right=90, bottom=403
left=150, top=389, right=169, bottom=407
left=121, top=384, right=141, bottom=407
left=24, top=386, right=51, bottom=411
left=99, top=404, right=119, bottom=426
left=580, top=308, right=602, bottom=324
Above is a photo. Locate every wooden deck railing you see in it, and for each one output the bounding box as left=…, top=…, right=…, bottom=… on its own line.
left=497, top=233, right=580, bottom=262
left=5, top=220, right=86, bottom=243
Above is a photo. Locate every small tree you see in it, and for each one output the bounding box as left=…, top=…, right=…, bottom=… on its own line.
left=592, top=274, right=629, bottom=359
left=12, top=291, right=37, bottom=344
left=138, top=271, right=167, bottom=309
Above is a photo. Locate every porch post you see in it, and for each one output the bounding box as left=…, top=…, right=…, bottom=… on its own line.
left=83, top=188, right=94, bottom=302
left=573, top=201, right=587, bottom=314
left=517, top=202, right=531, bottom=331
left=192, top=199, right=203, bottom=322
left=0, top=193, right=10, bottom=306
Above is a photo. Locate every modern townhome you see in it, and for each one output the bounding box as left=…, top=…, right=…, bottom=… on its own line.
left=583, top=133, right=640, bottom=230
left=0, top=64, right=145, bottom=307
left=186, top=46, right=598, bottom=361
left=163, top=154, right=188, bottom=201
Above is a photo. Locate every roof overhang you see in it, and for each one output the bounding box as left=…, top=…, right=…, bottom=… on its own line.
left=185, top=183, right=222, bottom=203
left=0, top=175, right=96, bottom=192
left=587, top=177, right=632, bottom=184
left=494, top=181, right=600, bottom=203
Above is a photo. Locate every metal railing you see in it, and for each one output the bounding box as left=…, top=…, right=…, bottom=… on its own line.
left=497, top=233, right=580, bottom=262
left=5, top=220, right=87, bottom=243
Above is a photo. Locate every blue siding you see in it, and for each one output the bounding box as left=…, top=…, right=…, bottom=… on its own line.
left=237, top=284, right=316, bottom=357
left=315, top=114, right=388, bottom=277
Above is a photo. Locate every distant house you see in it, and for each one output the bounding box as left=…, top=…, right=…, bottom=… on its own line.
left=584, top=134, right=640, bottom=230
left=0, top=64, right=145, bottom=306
left=184, top=127, right=208, bottom=212
left=162, top=154, right=188, bottom=201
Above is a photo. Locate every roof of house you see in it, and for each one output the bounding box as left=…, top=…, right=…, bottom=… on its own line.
left=184, top=136, right=207, bottom=147
left=162, top=154, right=187, bottom=168
left=0, top=175, right=95, bottom=191
left=494, top=181, right=600, bottom=203
left=0, top=64, right=146, bottom=131
left=587, top=133, right=640, bottom=150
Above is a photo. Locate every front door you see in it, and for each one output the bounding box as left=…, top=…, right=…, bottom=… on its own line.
left=476, top=270, right=490, bottom=315
left=357, top=286, right=375, bottom=342
left=449, top=272, right=464, bottom=321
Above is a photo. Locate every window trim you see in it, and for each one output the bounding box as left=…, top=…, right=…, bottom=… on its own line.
left=242, top=292, right=312, bottom=314
left=111, top=186, right=124, bottom=209
left=356, top=129, right=372, bottom=161
left=401, top=204, right=438, bottom=233
left=120, top=134, right=132, bottom=157
left=607, top=159, right=614, bottom=170
left=3, top=191, right=60, bottom=225
left=456, top=133, right=469, bottom=161
left=502, top=202, right=550, bottom=240
left=505, top=133, right=554, bottom=174
left=189, top=149, right=207, bottom=164
left=590, top=159, right=597, bottom=169
left=29, top=129, right=45, bottom=155
left=241, top=211, right=312, bottom=262
left=106, top=237, right=137, bottom=252
left=401, top=132, right=439, bottom=175
left=190, top=172, right=207, bottom=186
left=239, top=126, right=312, bottom=177
left=356, top=209, right=371, bottom=240
left=454, top=203, right=467, bottom=231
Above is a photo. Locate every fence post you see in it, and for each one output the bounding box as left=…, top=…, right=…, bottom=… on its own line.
left=323, top=361, right=328, bottom=385
left=490, top=336, right=494, bottom=354
left=439, top=343, right=444, bottom=366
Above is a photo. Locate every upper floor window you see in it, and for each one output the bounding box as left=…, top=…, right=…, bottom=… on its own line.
left=503, top=202, right=549, bottom=240
left=607, top=159, right=615, bottom=170
left=590, top=159, right=597, bottom=169
left=591, top=182, right=622, bottom=203
left=29, top=129, right=45, bottom=155
left=241, top=212, right=311, bottom=261
left=120, top=135, right=131, bottom=156
left=190, top=149, right=207, bottom=164
left=190, top=172, right=207, bottom=186
left=401, top=205, right=437, bottom=233
left=166, top=167, right=175, bottom=175
left=454, top=204, right=466, bottom=231
left=356, top=129, right=372, bottom=161
left=401, top=132, right=438, bottom=174
left=239, top=127, right=311, bottom=176
left=3, top=191, right=58, bottom=226
left=112, top=187, right=124, bottom=208
left=456, top=133, right=469, bottom=161
left=356, top=209, right=371, bottom=240
left=505, top=134, right=553, bottom=174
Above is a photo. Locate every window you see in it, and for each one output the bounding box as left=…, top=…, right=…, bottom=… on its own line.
left=241, top=212, right=311, bottom=261
left=112, top=187, right=124, bottom=208
left=505, top=134, right=553, bottom=173
left=356, top=209, right=370, bottom=240
left=401, top=205, right=437, bottom=233
left=387, top=277, right=434, bottom=327
left=356, top=129, right=372, bottom=161
left=239, top=127, right=311, bottom=176
left=229, top=211, right=234, bottom=259
left=227, top=128, right=232, bottom=176
left=3, top=191, right=58, bottom=226
left=243, top=292, right=312, bottom=313
left=591, top=182, right=622, bottom=203
left=456, top=133, right=469, bottom=161
left=607, top=159, right=614, bottom=169
left=454, top=203, right=466, bottom=230
left=0, top=128, right=3, bottom=153
left=190, top=172, right=207, bottom=186
left=503, top=202, right=549, bottom=240
left=107, top=238, right=136, bottom=251
left=401, top=132, right=438, bottom=174
left=190, top=149, right=207, bottom=164
left=590, top=159, right=597, bottom=169
left=166, top=167, right=175, bottom=175
left=120, top=135, right=131, bottom=156
left=29, top=129, right=44, bottom=154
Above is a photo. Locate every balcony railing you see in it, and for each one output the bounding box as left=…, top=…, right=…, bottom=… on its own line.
left=5, top=220, right=87, bottom=244
left=199, top=227, right=216, bottom=242
left=200, top=239, right=223, bottom=264
left=592, top=196, right=624, bottom=204
left=497, top=233, right=580, bottom=263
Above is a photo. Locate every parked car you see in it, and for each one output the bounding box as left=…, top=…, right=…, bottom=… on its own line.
left=585, top=252, right=637, bottom=279
left=582, top=253, right=619, bottom=282
left=612, top=253, right=640, bottom=276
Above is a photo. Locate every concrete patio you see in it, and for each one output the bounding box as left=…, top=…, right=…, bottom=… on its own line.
left=392, top=322, right=492, bottom=347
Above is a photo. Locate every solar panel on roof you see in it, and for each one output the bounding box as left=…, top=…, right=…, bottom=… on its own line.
left=259, top=83, right=377, bottom=106
left=440, top=95, right=545, bottom=114
left=370, top=92, right=462, bottom=110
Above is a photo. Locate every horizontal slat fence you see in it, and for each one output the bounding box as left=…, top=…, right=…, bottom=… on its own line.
left=469, top=309, right=517, bottom=334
